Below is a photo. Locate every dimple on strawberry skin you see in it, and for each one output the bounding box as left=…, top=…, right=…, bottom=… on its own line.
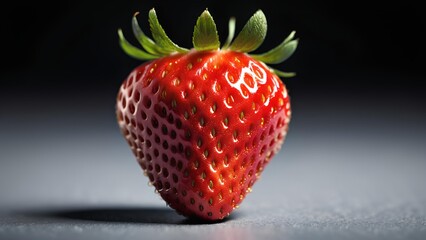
left=116, top=8, right=297, bottom=221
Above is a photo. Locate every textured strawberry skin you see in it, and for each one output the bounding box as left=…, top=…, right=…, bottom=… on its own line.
left=116, top=50, right=291, bottom=220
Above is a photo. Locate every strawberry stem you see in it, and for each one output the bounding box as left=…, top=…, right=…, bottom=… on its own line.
left=118, top=8, right=298, bottom=77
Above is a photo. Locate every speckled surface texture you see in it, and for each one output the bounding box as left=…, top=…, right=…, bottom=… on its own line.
left=1, top=88, right=425, bottom=240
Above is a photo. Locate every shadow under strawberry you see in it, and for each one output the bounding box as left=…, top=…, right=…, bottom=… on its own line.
left=19, top=206, right=237, bottom=225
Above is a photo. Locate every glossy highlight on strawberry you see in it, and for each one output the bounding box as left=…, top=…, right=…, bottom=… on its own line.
left=116, top=8, right=297, bottom=220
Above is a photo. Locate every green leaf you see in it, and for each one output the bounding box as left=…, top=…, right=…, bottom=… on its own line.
left=251, top=31, right=298, bottom=64
left=271, top=68, right=296, bottom=78
left=148, top=8, right=188, bottom=53
left=283, top=30, right=296, bottom=45
left=193, top=10, right=220, bottom=51
left=222, top=17, right=236, bottom=49
left=229, top=10, right=267, bottom=53
left=132, top=12, right=167, bottom=55
left=118, top=29, right=158, bottom=60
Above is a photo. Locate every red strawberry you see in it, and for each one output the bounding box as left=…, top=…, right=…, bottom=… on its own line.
left=116, top=9, right=297, bottom=220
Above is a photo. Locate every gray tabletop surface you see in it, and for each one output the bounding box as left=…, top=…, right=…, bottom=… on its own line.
left=1, top=86, right=425, bottom=240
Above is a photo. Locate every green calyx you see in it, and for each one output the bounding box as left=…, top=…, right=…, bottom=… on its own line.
left=118, top=8, right=298, bottom=77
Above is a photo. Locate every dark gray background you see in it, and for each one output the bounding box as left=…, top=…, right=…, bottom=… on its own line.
left=1, top=0, right=425, bottom=239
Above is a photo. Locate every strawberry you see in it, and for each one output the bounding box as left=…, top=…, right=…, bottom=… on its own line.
left=116, top=9, right=297, bottom=220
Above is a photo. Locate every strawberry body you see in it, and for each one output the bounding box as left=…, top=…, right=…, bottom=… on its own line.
left=117, top=9, right=298, bottom=220
left=116, top=50, right=290, bottom=220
